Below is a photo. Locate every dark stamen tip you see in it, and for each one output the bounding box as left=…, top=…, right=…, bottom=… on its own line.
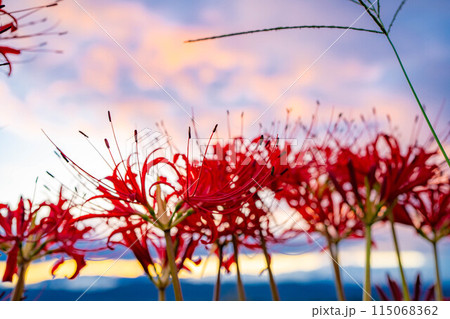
left=61, top=152, right=69, bottom=163
left=134, top=129, right=138, bottom=143
left=79, top=130, right=89, bottom=138
left=104, top=138, right=110, bottom=149
left=107, top=111, right=112, bottom=122
left=188, top=127, right=191, bottom=139
left=213, top=124, right=218, bottom=133
left=46, top=171, right=55, bottom=178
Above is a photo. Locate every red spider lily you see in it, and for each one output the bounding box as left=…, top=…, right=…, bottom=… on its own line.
left=404, top=182, right=450, bottom=301
left=326, top=132, right=439, bottom=301
left=375, top=274, right=435, bottom=301
left=377, top=134, right=438, bottom=204
left=282, top=174, right=364, bottom=242
left=0, top=188, right=92, bottom=300
left=327, top=144, right=381, bottom=225
left=376, top=134, right=439, bottom=301
left=175, top=135, right=281, bottom=300
left=96, top=200, right=201, bottom=300
left=0, top=1, right=63, bottom=75
left=269, top=141, right=311, bottom=200
left=280, top=161, right=363, bottom=301
left=173, top=134, right=280, bottom=232
left=201, top=198, right=273, bottom=301
left=408, top=183, right=450, bottom=240
left=267, top=128, right=363, bottom=301
left=328, top=133, right=438, bottom=225
left=0, top=1, right=19, bottom=75
left=0, top=46, right=20, bottom=75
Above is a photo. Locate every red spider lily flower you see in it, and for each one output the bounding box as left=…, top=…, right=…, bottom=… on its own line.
left=269, top=141, right=311, bottom=201
left=174, top=134, right=280, bottom=230
left=391, top=201, right=414, bottom=226
left=280, top=168, right=363, bottom=301
left=327, top=143, right=381, bottom=225
left=0, top=1, right=63, bottom=75
left=281, top=171, right=364, bottom=243
left=328, top=133, right=438, bottom=225
left=328, top=130, right=440, bottom=301
left=408, top=183, right=450, bottom=240
left=97, top=201, right=200, bottom=300
left=377, top=134, right=438, bottom=205
left=375, top=274, right=436, bottom=301
left=0, top=46, right=20, bottom=75
left=0, top=188, right=92, bottom=300
left=174, top=135, right=281, bottom=301
left=404, top=182, right=449, bottom=300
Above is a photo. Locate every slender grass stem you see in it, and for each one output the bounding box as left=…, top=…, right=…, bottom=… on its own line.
left=388, top=213, right=410, bottom=300
left=164, top=229, right=183, bottom=301
left=260, top=232, right=280, bottom=301
left=232, top=234, right=246, bottom=301
left=327, top=237, right=346, bottom=301
left=185, top=25, right=382, bottom=43
left=213, top=244, right=224, bottom=301
left=158, top=287, right=166, bottom=301
left=432, top=240, right=443, bottom=301
left=11, top=262, right=30, bottom=301
left=363, top=225, right=372, bottom=301
left=384, top=35, right=450, bottom=167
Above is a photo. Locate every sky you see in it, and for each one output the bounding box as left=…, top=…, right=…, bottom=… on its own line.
left=0, top=0, right=449, bottom=298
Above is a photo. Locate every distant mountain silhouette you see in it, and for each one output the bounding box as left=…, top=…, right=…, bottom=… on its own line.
left=11, top=276, right=449, bottom=301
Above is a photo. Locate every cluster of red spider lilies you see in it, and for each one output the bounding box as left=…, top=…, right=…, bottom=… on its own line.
left=1, top=108, right=448, bottom=302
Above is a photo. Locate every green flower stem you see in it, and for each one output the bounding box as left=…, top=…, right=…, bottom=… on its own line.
left=326, top=236, right=346, bottom=301
left=232, top=234, right=246, bottom=301
left=432, top=240, right=443, bottom=301
left=388, top=213, right=410, bottom=300
left=11, top=261, right=30, bottom=301
left=158, top=287, right=166, bottom=301
left=164, top=229, right=183, bottom=301
left=363, top=224, right=372, bottom=301
left=213, top=244, right=224, bottom=301
left=260, top=232, right=280, bottom=301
